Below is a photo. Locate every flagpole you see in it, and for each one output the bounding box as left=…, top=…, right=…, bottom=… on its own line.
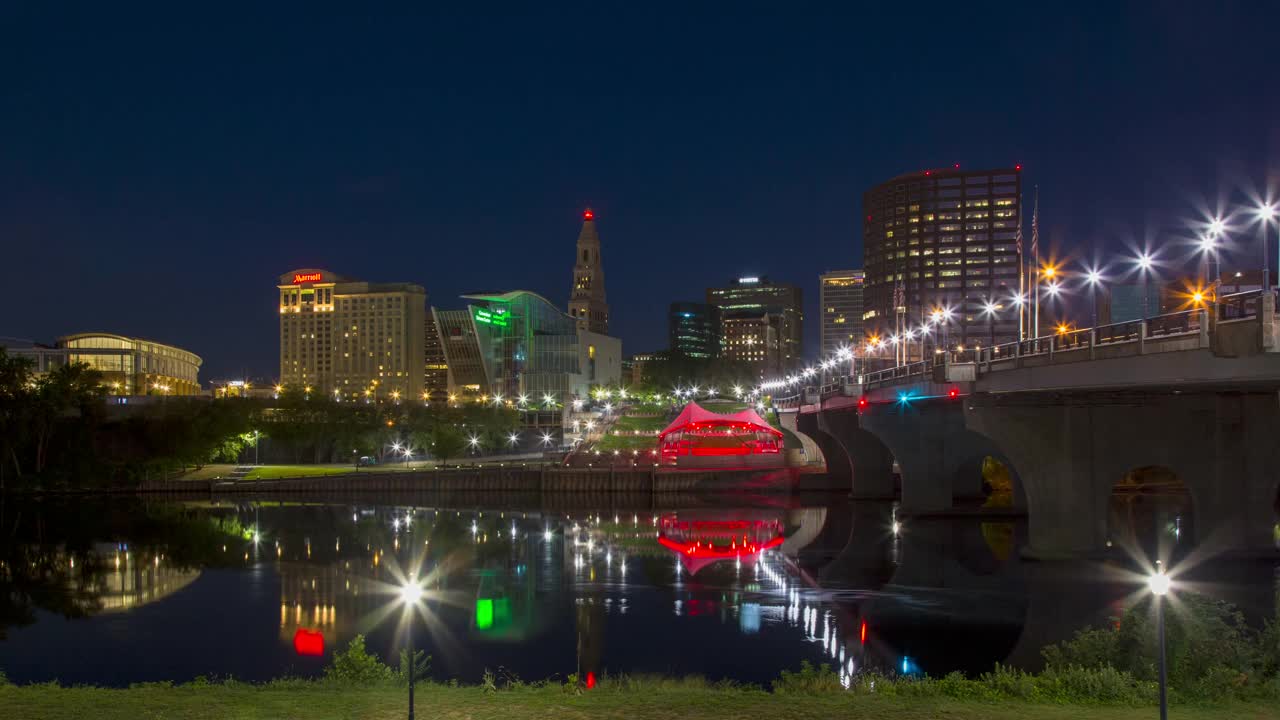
left=1031, top=186, right=1041, bottom=341
left=1017, top=192, right=1026, bottom=341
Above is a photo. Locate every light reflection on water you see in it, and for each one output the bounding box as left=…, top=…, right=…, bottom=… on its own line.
left=0, top=496, right=1274, bottom=688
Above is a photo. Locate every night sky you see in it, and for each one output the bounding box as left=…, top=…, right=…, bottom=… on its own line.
left=4, top=3, right=1279, bottom=381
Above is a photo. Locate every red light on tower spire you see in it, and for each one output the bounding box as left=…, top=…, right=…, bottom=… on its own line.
left=583, top=208, right=594, bottom=221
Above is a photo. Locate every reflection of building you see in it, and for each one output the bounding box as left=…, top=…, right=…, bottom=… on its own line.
left=862, top=167, right=1022, bottom=350
left=668, top=302, right=720, bottom=359
left=819, top=270, right=864, bottom=357
left=657, top=511, right=785, bottom=574
left=277, top=269, right=426, bottom=401
left=436, top=290, right=621, bottom=400
left=567, top=209, right=610, bottom=335
left=707, top=277, right=803, bottom=372
left=2, top=333, right=203, bottom=395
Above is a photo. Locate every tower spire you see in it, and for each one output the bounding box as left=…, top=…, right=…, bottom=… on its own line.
left=568, top=208, right=609, bottom=334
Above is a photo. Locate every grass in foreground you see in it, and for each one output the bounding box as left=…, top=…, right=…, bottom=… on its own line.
left=2, top=680, right=1276, bottom=720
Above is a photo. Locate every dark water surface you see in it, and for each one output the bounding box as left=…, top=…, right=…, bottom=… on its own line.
left=0, top=492, right=1275, bottom=687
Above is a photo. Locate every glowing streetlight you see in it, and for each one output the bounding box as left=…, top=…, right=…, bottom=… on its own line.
left=1083, top=267, right=1105, bottom=328
left=1133, top=252, right=1156, bottom=320
left=506, top=432, right=520, bottom=448
left=399, top=576, right=424, bottom=720
left=1254, top=201, right=1277, bottom=292
left=1149, top=564, right=1172, bottom=720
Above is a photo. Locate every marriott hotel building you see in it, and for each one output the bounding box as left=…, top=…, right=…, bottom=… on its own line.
left=277, top=269, right=425, bottom=400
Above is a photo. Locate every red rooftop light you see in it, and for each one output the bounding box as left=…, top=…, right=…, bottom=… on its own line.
left=1015, top=164, right=1022, bottom=171
left=583, top=209, right=594, bottom=220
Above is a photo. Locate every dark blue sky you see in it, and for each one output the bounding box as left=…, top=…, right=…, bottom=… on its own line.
left=4, top=3, right=1278, bottom=380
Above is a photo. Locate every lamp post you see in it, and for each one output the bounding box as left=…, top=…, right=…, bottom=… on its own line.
left=253, top=430, right=260, bottom=466
left=1135, top=253, right=1154, bottom=320
left=400, top=577, right=424, bottom=720
left=1084, top=269, right=1104, bottom=329
left=1148, top=565, right=1172, bottom=720
left=982, top=300, right=998, bottom=349
left=1256, top=202, right=1277, bottom=293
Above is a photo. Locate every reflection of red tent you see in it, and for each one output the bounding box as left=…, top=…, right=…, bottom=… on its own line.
left=658, top=402, right=784, bottom=466
left=657, top=512, right=785, bottom=574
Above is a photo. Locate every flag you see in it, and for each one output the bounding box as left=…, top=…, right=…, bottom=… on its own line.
left=893, top=278, right=905, bottom=312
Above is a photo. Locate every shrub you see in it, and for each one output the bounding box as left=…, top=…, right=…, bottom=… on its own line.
left=772, top=661, right=842, bottom=693
left=397, top=649, right=431, bottom=686
left=324, top=635, right=393, bottom=684
left=1042, top=592, right=1270, bottom=699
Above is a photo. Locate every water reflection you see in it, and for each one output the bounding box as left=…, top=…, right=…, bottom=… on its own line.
left=0, top=495, right=1274, bottom=688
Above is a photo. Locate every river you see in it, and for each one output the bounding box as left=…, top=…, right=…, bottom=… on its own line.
left=0, top=491, right=1275, bottom=687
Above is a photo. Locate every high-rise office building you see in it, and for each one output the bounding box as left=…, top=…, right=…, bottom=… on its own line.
left=862, top=167, right=1022, bottom=354
left=720, top=313, right=782, bottom=377
left=668, top=302, right=720, bottom=359
left=568, top=208, right=609, bottom=335
left=819, top=270, right=865, bottom=357
left=707, top=277, right=802, bottom=370
left=277, top=268, right=426, bottom=400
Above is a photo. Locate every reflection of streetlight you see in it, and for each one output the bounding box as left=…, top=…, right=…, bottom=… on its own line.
left=1149, top=565, right=1171, bottom=720
left=400, top=577, right=424, bottom=720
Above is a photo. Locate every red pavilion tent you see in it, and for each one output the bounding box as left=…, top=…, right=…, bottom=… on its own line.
left=657, top=402, right=784, bottom=463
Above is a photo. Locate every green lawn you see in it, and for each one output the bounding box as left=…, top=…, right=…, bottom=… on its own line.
left=610, top=415, right=669, bottom=433
left=243, top=465, right=357, bottom=480
left=594, top=434, right=659, bottom=452
left=1, top=683, right=1273, bottom=720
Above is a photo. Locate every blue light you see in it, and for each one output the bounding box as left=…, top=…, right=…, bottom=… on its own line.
left=897, top=391, right=913, bottom=404
left=901, top=658, right=908, bottom=673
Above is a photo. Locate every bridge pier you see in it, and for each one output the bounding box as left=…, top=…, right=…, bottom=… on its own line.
left=855, top=401, right=999, bottom=513
left=966, top=391, right=1280, bottom=559
left=818, top=410, right=896, bottom=499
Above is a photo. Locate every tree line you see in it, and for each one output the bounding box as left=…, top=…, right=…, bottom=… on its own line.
left=0, top=349, right=520, bottom=489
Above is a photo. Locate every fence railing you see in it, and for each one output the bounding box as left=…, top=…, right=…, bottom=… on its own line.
left=770, top=289, right=1272, bottom=408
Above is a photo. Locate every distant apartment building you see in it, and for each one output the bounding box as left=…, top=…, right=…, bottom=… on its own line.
left=707, top=277, right=802, bottom=371
left=668, top=302, right=720, bottom=359
left=819, top=269, right=864, bottom=357
left=862, top=167, right=1022, bottom=353
left=277, top=268, right=426, bottom=401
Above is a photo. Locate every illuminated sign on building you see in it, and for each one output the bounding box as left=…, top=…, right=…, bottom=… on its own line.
left=474, top=308, right=509, bottom=327
left=738, top=277, right=760, bottom=284
left=292, top=272, right=323, bottom=284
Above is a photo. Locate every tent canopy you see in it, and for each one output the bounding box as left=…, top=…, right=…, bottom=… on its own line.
left=658, top=402, right=784, bottom=440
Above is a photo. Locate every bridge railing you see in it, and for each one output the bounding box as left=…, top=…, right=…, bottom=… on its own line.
left=779, top=291, right=1271, bottom=407
left=1218, top=290, right=1261, bottom=322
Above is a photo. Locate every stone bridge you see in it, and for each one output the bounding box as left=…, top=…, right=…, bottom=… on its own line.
left=775, top=293, right=1280, bottom=559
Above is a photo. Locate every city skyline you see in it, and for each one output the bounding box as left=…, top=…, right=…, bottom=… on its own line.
left=3, top=5, right=1279, bottom=381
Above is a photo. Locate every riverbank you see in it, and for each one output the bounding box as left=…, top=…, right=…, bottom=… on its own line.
left=2, top=682, right=1275, bottom=720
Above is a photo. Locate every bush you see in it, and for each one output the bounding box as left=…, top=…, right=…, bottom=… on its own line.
left=397, top=649, right=431, bottom=686
left=1042, top=592, right=1270, bottom=699
left=324, top=635, right=393, bottom=684
left=772, top=661, right=842, bottom=693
